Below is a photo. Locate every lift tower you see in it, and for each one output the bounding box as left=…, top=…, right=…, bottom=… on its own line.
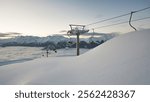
left=68, top=24, right=89, bottom=56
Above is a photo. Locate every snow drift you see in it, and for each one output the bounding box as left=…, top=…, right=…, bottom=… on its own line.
left=0, top=29, right=150, bottom=85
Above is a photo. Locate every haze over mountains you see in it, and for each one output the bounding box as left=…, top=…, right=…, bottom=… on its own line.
left=0, top=32, right=117, bottom=48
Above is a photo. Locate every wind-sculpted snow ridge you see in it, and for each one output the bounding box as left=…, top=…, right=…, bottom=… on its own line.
left=0, top=29, right=150, bottom=85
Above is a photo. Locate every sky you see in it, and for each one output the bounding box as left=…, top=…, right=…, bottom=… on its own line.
left=0, top=0, right=150, bottom=37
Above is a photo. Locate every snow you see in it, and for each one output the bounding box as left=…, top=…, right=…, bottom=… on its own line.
left=0, top=47, right=89, bottom=66
left=0, top=47, right=43, bottom=66
left=0, top=29, right=150, bottom=85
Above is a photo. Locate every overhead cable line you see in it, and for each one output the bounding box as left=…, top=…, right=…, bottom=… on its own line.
left=133, top=6, right=150, bottom=13
left=86, top=6, right=150, bottom=26
left=93, top=16, right=150, bottom=30
left=86, top=13, right=130, bottom=26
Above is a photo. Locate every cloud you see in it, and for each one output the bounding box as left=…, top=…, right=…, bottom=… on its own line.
left=0, top=32, right=21, bottom=38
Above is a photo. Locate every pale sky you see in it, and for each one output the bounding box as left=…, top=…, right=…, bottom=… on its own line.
left=0, top=0, right=150, bottom=37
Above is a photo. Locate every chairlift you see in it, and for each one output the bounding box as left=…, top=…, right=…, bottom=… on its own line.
left=66, top=31, right=75, bottom=48
left=68, top=24, right=89, bottom=56
left=89, top=28, right=95, bottom=43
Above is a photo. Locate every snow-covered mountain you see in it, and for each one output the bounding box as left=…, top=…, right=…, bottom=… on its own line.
left=0, top=33, right=117, bottom=46
left=0, top=35, right=68, bottom=44
left=0, top=29, right=149, bottom=84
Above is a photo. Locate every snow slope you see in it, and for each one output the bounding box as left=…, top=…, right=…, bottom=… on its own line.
left=0, top=29, right=150, bottom=85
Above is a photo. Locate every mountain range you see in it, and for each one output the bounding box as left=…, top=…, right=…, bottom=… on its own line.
left=0, top=33, right=118, bottom=47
